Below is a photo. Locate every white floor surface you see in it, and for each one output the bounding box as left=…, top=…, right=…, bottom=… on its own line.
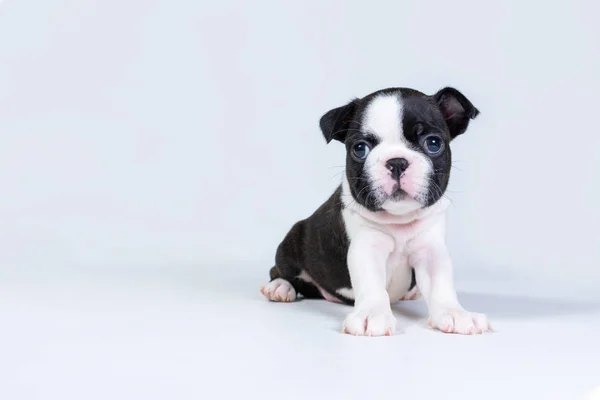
left=1, top=267, right=599, bottom=400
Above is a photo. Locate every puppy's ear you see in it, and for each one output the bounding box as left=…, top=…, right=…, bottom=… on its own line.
left=319, top=99, right=359, bottom=144
left=433, top=87, right=480, bottom=139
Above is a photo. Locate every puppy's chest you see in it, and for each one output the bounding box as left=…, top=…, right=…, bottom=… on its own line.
left=385, top=229, right=413, bottom=271
left=383, top=223, right=422, bottom=300
left=386, top=246, right=409, bottom=269
left=385, top=247, right=412, bottom=301
left=385, top=220, right=423, bottom=249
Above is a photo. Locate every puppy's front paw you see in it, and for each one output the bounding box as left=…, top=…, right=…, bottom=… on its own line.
left=428, top=308, right=492, bottom=335
left=342, top=307, right=397, bottom=337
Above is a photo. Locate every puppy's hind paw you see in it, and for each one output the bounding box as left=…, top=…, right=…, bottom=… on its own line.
left=260, top=278, right=297, bottom=302
left=400, top=286, right=420, bottom=301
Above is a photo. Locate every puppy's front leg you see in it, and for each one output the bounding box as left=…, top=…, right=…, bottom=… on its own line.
left=411, top=244, right=492, bottom=335
left=342, top=228, right=396, bottom=336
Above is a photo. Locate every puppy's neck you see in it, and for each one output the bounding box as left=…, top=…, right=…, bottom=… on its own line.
left=341, top=177, right=448, bottom=226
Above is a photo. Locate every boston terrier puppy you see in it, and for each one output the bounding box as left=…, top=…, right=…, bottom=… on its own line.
left=260, top=86, right=492, bottom=336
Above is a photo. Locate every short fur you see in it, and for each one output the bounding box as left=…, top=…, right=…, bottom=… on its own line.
left=261, top=86, right=491, bottom=336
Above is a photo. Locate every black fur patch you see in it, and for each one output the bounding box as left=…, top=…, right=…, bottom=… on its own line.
left=270, top=187, right=354, bottom=304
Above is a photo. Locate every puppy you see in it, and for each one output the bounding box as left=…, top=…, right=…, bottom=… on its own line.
left=260, top=86, right=491, bottom=336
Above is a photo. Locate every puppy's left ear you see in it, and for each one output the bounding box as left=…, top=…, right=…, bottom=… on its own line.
left=433, top=87, right=480, bottom=139
left=319, top=99, right=359, bottom=144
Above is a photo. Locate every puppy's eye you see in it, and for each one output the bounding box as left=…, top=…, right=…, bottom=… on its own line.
left=422, top=135, right=444, bottom=155
left=352, top=141, right=371, bottom=161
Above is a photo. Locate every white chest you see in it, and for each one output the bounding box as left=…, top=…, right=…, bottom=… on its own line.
left=384, top=241, right=412, bottom=302
left=382, top=221, right=425, bottom=302
left=342, top=200, right=448, bottom=303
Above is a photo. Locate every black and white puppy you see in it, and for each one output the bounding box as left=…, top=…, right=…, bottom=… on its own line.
left=260, top=86, right=491, bottom=336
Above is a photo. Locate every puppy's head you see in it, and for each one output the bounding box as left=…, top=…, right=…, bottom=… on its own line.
left=320, top=87, right=479, bottom=214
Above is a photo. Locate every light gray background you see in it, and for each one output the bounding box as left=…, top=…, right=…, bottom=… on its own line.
left=1, top=0, right=598, bottom=291
left=1, top=0, right=599, bottom=289
left=1, top=2, right=599, bottom=399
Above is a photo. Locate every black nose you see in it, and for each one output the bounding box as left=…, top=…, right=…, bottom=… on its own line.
left=386, top=158, right=409, bottom=180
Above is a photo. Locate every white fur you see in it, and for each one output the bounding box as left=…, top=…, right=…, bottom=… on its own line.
left=362, top=95, right=405, bottom=145
left=336, top=287, right=355, bottom=299
left=340, top=203, right=397, bottom=336
left=341, top=178, right=492, bottom=336
left=260, top=278, right=296, bottom=302
left=361, top=94, right=433, bottom=209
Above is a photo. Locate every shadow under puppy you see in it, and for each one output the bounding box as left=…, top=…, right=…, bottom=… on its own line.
left=261, top=86, right=492, bottom=336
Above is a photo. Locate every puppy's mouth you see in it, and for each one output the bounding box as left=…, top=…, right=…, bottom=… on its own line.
left=390, top=185, right=407, bottom=200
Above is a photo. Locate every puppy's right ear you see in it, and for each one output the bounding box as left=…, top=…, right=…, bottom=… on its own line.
left=319, top=99, right=359, bottom=144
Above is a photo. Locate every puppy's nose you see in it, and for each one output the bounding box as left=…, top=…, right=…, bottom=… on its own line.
left=386, top=158, right=409, bottom=180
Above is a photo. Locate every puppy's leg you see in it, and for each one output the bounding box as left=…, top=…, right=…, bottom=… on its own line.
left=342, top=228, right=396, bottom=336
left=261, top=221, right=323, bottom=302
left=411, top=244, right=492, bottom=335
